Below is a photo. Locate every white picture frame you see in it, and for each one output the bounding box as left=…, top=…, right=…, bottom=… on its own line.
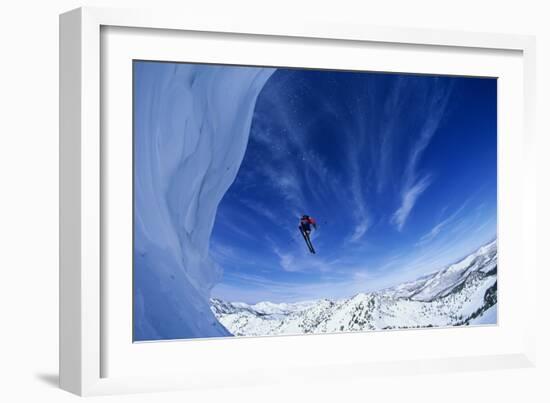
left=59, top=6, right=537, bottom=396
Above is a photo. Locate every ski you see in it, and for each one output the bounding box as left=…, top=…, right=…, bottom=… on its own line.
left=299, top=227, right=316, bottom=254
left=299, top=227, right=309, bottom=251
left=305, top=231, right=315, bottom=254
left=307, top=236, right=316, bottom=254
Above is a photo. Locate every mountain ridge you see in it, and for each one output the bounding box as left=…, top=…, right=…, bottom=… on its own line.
left=211, top=240, right=497, bottom=337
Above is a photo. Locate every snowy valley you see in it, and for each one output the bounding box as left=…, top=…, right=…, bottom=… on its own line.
left=211, top=240, right=497, bottom=337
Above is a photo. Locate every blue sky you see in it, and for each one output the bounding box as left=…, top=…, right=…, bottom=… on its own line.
left=210, top=68, right=497, bottom=304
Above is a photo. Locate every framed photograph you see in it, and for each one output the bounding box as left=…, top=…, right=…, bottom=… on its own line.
left=60, top=6, right=537, bottom=396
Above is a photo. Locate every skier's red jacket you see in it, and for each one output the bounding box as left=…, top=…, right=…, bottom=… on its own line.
left=300, top=216, right=317, bottom=230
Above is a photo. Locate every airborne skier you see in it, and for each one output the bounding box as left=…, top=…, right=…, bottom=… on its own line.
left=299, top=215, right=317, bottom=254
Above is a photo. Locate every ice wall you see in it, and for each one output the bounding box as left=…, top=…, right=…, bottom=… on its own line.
left=133, top=62, right=275, bottom=341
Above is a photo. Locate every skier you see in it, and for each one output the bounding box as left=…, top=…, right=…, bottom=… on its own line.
left=299, top=215, right=317, bottom=235
left=299, top=215, right=317, bottom=254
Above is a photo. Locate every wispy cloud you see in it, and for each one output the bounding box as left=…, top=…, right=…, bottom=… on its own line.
left=272, top=247, right=298, bottom=272
left=260, top=165, right=305, bottom=214
left=348, top=219, right=370, bottom=243
left=391, top=174, right=432, bottom=231
left=416, top=197, right=472, bottom=245
left=375, top=77, right=405, bottom=193
left=240, top=198, right=281, bottom=226
left=271, top=242, right=334, bottom=273
left=212, top=251, right=434, bottom=303
left=213, top=210, right=258, bottom=241
left=391, top=80, right=453, bottom=231
left=343, top=124, right=373, bottom=241
left=211, top=271, right=379, bottom=303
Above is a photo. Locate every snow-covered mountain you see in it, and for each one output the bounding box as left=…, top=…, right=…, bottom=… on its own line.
left=381, top=239, right=497, bottom=301
left=211, top=240, right=497, bottom=337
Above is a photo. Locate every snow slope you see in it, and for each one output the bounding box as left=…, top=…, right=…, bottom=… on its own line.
left=133, top=62, right=275, bottom=341
left=382, top=239, right=497, bottom=301
left=212, top=241, right=497, bottom=337
left=469, top=304, right=497, bottom=325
